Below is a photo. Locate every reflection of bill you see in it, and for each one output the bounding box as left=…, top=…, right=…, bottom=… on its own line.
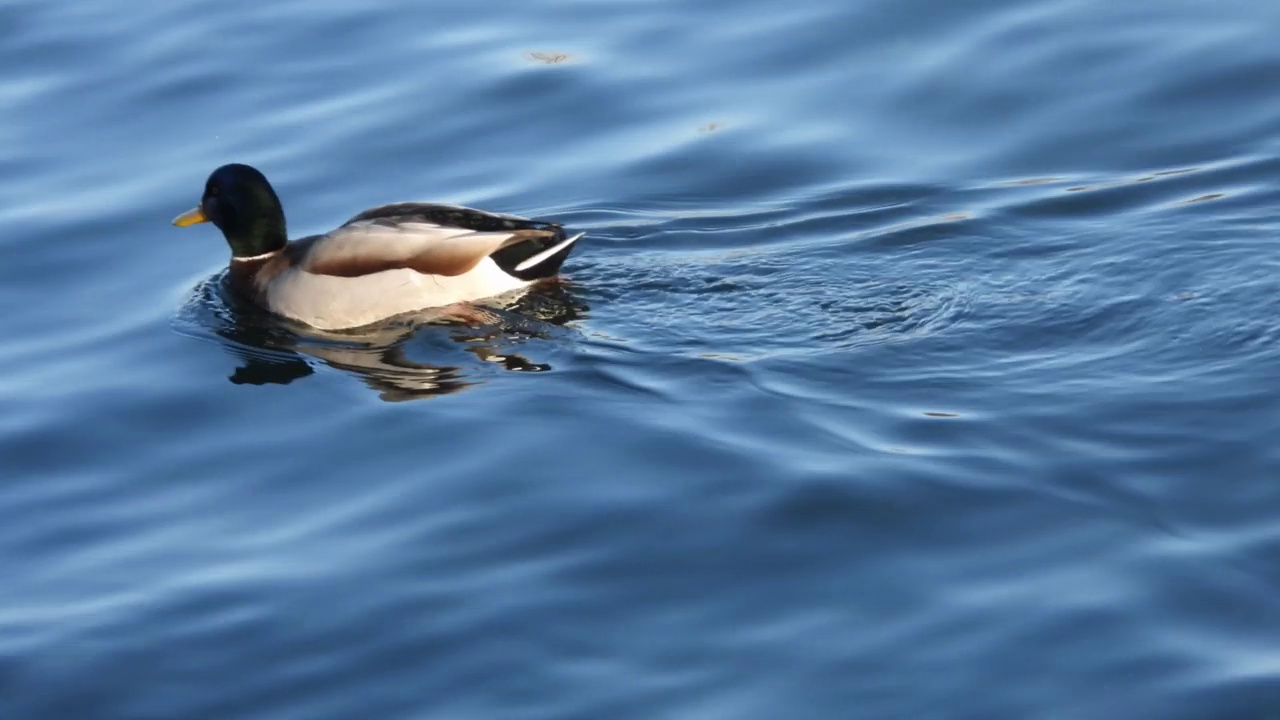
left=174, top=273, right=587, bottom=403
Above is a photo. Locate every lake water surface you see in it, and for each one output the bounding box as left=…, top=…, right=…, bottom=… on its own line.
left=3, top=0, right=1280, bottom=717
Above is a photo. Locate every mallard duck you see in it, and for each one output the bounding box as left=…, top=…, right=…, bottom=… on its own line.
left=173, top=163, right=583, bottom=330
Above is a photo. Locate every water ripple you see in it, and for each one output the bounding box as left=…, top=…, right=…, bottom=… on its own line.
left=3, top=0, right=1280, bottom=717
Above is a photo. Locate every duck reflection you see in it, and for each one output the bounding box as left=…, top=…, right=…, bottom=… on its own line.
left=176, top=272, right=587, bottom=402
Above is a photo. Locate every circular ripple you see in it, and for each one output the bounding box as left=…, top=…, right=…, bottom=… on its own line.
left=574, top=240, right=973, bottom=362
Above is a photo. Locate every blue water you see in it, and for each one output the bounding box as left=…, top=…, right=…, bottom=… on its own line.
left=3, top=0, right=1280, bottom=716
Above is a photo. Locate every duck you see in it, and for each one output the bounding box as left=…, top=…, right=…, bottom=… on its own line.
left=173, top=163, right=583, bottom=330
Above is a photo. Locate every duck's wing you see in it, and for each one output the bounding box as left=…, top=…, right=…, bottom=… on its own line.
left=294, top=203, right=574, bottom=279
left=343, top=202, right=560, bottom=234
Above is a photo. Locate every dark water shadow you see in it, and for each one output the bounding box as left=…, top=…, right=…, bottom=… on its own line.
left=173, top=272, right=588, bottom=402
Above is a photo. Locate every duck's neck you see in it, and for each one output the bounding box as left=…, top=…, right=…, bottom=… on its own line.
left=226, top=248, right=283, bottom=303
left=226, top=212, right=288, bottom=260
left=228, top=248, right=279, bottom=279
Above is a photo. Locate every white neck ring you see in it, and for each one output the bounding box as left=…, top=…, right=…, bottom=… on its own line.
left=231, top=249, right=282, bottom=263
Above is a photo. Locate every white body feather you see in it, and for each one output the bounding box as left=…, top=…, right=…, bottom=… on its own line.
left=260, top=257, right=530, bottom=330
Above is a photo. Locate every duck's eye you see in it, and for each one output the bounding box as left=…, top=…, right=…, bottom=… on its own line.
left=207, top=186, right=219, bottom=197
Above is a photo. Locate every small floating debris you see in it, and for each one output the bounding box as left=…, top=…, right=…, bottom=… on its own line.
left=1176, top=193, right=1226, bottom=206
left=524, top=51, right=574, bottom=64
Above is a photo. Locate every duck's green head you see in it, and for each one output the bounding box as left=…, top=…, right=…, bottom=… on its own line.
left=173, top=163, right=288, bottom=258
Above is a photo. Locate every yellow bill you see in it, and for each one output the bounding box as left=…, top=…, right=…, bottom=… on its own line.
left=173, top=206, right=208, bottom=227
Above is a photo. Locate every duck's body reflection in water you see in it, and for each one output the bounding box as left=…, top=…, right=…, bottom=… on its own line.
left=174, top=271, right=587, bottom=402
